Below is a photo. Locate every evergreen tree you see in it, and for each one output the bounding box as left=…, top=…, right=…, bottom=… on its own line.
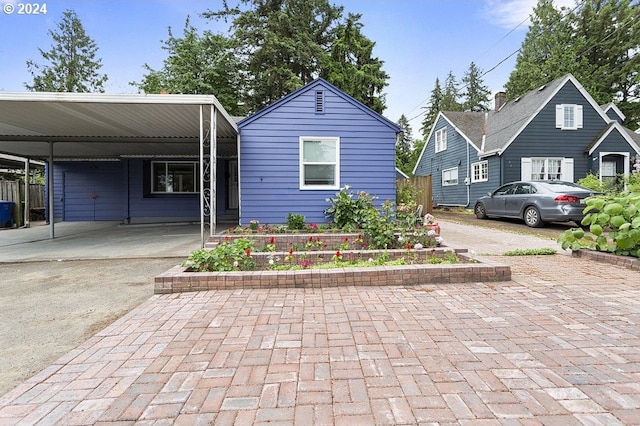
left=26, top=9, right=107, bottom=92
left=204, top=0, right=343, bottom=112
left=323, top=13, right=388, bottom=114
left=420, top=78, right=443, bottom=140
left=575, top=0, right=640, bottom=128
left=396, top=114, right=413, bottom=174
left=461, top=62, right=491, bottom=112
left=204, top=0, right=390, bottom=114
left=133, top=18, right=245, bottom=115
left=442, top=71, right=462, bottom=112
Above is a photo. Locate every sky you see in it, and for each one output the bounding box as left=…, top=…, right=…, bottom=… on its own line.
left=0, top=0, right=575, bottom=133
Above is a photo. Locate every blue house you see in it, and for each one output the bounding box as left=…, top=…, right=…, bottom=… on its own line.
left=0, top=79, right=400, bottom=236
left=413, top=74, right=640, bottom=208
left=237, top=78, right=401, bottom=225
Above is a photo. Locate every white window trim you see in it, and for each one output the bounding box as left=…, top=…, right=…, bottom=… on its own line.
left=299, top=136, right=340, bottom=190
left=555, top=104, right=583, bottom=130
left=435, top=128, right=447, bottom=153
left=471, top=161, right=488, bottom=183
left=442, top=166, right=458, bottom=186
left=521, top=157, right=574, bottom=181
left=151, top=161, right=198, bottom=194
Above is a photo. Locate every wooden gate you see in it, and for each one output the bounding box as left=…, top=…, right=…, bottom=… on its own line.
left=397, top=175, right=432, bottom=213
left=0, top=181, right=46, bottom=226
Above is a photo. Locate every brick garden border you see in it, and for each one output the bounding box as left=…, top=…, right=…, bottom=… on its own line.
left=154, top=251, right=511, bottom=294
left=571, top=249, right=640, bottom=271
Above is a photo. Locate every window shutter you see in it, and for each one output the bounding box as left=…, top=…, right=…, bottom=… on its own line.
left=521, top=157, right=532, bottom=181
left=561, top=158, right=574, bottom=182
left=555, top=105, right=564, bottom=128
left=575, top=105, right=583, bottom=129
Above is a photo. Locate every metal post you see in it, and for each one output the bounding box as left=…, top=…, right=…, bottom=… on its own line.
left=24, top=158, right=30, bottom=228
left=199, top=105, right=205, bottom=247
left=48, top=142, right=55, bottom=239
left=210, top=106, right=217, bottom=235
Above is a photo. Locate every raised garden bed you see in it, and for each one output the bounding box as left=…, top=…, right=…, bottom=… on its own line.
left=155, top=242, right=511, bottom=294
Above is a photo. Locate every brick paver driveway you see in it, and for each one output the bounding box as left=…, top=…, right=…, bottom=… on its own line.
left=1, top=228, right=639, bottom=424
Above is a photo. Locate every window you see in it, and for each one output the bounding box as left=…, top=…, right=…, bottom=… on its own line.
left=555, top=104, right=583, bottom=130
left=300, top=137, right=339, bottom=189
left=531, top=158, right=562, bottom=181
left=435, top=128, right=447, bottom=153
left=152, top=161, right=198, bottom=193
left=471, top=161, right=488, bottom=183
left=442, top=167, right=458, bottom=186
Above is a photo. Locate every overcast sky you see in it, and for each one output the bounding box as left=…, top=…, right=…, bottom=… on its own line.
left=0, top=0, right=576, bottom=133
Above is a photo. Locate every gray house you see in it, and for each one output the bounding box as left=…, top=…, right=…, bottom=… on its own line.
left=413, top=74, right=640, bottom=207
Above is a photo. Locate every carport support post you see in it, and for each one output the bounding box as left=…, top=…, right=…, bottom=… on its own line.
left=210, top=106, right=217, bottom=236
left=48, top=142, right=54, bottom=239
left=24, top=158, right=30, bottom=228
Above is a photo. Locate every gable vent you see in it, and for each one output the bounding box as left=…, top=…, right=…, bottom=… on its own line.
left=315, top=91, right=324, bottom=113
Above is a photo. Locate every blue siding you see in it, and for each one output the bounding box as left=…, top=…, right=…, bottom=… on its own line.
left=238, top=81, right=398, bottom=225
left=590, top=129, right=639, bottom=175
left=501, top=81, right=607, bottom=183
left=469, top=155, right=501, bottom=206
left=414, top=115, right=481, bottom=207
left=53, top=159, right=231, bottom=223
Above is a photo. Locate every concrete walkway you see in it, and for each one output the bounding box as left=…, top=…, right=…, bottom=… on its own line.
left=1, top=220, right=639, bottom=425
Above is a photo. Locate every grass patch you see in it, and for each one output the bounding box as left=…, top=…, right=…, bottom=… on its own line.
left=502, top=248, right=557, bottom=256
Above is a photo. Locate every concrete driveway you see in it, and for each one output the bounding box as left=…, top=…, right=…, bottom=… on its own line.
left=1, top=220, right=639, bottom=424
left=0, top=221, right=204, bottom=262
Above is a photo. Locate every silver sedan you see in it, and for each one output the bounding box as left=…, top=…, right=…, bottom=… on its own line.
left=473, top=181, right=599, bottom=227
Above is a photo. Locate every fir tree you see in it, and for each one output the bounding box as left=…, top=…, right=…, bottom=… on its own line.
left=461, top=62, right=491, bottom=112
left=26, top=9, right=107, bottom=92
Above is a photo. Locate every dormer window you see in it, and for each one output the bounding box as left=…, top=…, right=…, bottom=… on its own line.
left=315, top=91, right=324, bottom=114
left=556, top=104, right=583, bottom=130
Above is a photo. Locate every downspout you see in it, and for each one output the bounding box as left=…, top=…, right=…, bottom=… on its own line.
left=210, top=105, right=217, bottom=236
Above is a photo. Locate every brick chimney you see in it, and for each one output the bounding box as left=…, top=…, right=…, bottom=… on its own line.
left=494, top=92, right=507, bottom=111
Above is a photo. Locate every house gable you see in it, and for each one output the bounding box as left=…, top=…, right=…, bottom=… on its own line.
left=237, top=79, right=401, bottom=225
left=601, top=103, right=626, bottom=124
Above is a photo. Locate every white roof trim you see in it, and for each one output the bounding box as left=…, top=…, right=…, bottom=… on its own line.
left=601, top=102, right=626, bottom=121
left=495, top=74, right=612, bottom=156
left=588, top=122, right=640, bottom=155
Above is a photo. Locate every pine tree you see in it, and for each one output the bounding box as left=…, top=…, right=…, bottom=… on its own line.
left=323, top=13, right=389, bottom=114
left=420, top=78, right=443, bottom=140
left=442, top=71, right=462, bottom=112
left=133, top=18, right=245, bottom=115
left=204, top=0, right=343, bottom=112
left=461, top=62, right=491, bottom=112
left=26, top=9, right=107, bottom=92
left=396, top=114, right=413, bottom=174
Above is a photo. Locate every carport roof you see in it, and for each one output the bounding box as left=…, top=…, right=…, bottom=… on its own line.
left=0, top=92, right=239, bottom=160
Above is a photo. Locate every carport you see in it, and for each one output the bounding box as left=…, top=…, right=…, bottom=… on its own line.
left=0, top=92, right=239, bottom=245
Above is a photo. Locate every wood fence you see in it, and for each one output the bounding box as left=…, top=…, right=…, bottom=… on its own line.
left=397, top=175, right=432, bottom=213
left=0, top=181, right=45, bottom=227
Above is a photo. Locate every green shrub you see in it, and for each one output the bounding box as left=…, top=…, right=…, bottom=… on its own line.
left=323, top=185, right=379, bottom=231
left=557, top=191, right=640, bottom=258
left=286, top=213, right=306, bottom=230
left=183, top=238, right=255, bottom=271
left=577, top=173, right=607, bottom=193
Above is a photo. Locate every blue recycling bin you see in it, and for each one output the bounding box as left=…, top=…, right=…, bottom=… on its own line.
left=0, top=200, right=14, bottom=228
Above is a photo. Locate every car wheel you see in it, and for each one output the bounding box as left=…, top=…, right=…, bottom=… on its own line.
left=523, top=206, right=543, bottom=228
left=474, top=203, right=487, bottom=219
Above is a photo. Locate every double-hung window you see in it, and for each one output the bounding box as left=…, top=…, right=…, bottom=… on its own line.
left=442, top=167, right=458, bottom=186
left=435, top=128, right=447, bottom=153
left=556, top=104, right=583, bottom=130
left=471, top=161, right=488, bottom=183
left=152, top=161, right=198, bottom=193
left=531, top=158, right=562, bottom=181
left=300, top=137, right=339, bottom=190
